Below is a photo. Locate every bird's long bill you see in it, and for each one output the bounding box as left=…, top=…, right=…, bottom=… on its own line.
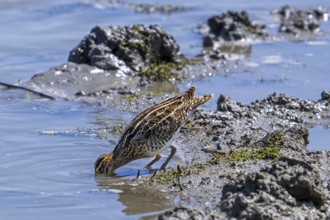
left=191, top=94, right=213, bottom=109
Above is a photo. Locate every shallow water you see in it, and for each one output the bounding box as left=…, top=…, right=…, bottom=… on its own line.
left=1, top=0, right=330, bottom=219
left=0, top=91, right=173, bottom=219
left=309, top=126, right=330, bottom=151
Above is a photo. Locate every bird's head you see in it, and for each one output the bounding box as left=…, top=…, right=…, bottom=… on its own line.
left=94, top=153, right=115, bottom=175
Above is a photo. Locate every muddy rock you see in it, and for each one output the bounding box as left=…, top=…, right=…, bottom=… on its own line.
left=305, top=151, right=330, bottom=184
left=217, top=94, right=245, bottom=113
left=220, top=157, right=329, bottom=219
left=265, top=157, right=326, bottom=206
left=321, top=90, right=330, bottom=101
left=282, top=125, right=309, bottom=153
left=275, top=5, right=328, bottom=35
left=198, top=11, right=267, bottom=57
left=69, top=24, right=180, bottom=74
left=250, top=92, right=330, bottom=125
left=205, top=11, right=267, bottom=43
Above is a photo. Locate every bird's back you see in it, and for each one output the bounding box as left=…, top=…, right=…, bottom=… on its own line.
left=113, top=87, right=212, bottom=158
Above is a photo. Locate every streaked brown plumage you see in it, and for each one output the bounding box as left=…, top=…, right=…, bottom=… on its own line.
left=94, top=86, right=212, bottom=175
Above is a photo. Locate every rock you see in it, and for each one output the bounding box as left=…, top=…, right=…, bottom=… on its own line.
left=220, top=157, right=329, bottom=219
left=265, top=157, right=326, bottom=207
left=282, top=125, right=309, bottom=152
left=321, top=90, right=330, bottom=101
left=217, top=94, right=244, bottom=113
left=250, top=92, right=329, bottom=124
left=68, top=24, right=181, bottom=74
left=205, top=11, right=267, bottom=43
left=197, top=10, right=268, bottom=58
left=257, top=93, right=316, bottom=111
left=275, top=5, right=328, bottom=35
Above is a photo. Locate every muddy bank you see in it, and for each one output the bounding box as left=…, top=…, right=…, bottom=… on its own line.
left=141, top=92, right=330, bottom=219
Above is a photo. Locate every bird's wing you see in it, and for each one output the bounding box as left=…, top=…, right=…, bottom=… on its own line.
left=113, top=87, right=196, bottom=153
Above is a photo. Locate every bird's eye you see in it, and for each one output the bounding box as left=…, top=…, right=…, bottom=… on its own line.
left=95, top=156, right=106, bottom=172
left=99, top=166, right=104, bottom=173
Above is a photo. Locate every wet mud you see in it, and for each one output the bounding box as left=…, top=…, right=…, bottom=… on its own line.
left=143, top=91, right=330, bottom=219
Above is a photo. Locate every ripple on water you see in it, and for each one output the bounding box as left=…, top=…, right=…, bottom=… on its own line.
left=0, top=110, right=174, bottom=220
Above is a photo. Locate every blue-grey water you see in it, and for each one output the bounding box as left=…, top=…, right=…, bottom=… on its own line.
left=1, top=1, right=330, bottom=219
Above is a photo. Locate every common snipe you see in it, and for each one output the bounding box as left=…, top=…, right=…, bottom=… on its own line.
left=95, top=86, right=212, bottom=175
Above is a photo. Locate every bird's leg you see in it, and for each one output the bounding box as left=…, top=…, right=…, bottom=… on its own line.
left=145, top=153, right=161, bottom=169
left=160, top=146, right=177, bottom=170
left=135, top=169, right=141, bottom=179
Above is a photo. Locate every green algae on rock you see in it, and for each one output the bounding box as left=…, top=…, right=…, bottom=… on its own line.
left=139, top=59, right=190, bottom=82
left=209, top=129, right=285, bottom=164
left=144, top=163, right=207, bottom=185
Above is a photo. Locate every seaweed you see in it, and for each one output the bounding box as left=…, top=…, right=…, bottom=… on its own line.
left=210, top=129, right=285, bottom=164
